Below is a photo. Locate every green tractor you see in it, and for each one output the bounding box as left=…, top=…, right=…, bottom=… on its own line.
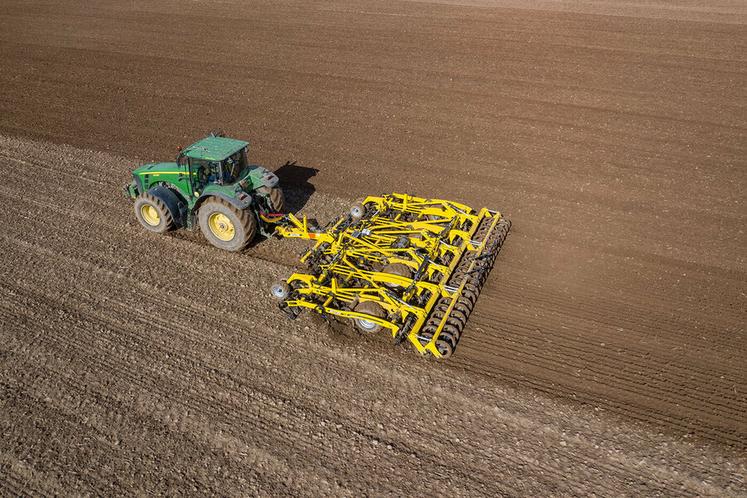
left=124, top=132, right=285, bottom=251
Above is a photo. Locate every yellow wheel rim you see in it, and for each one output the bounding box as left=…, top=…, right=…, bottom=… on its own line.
left=140, top=204, right=161, bottom=226
left=208, top=212, right=235, bottom=241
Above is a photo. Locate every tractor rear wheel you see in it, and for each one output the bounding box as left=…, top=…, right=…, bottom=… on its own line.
left=198, top=198, right=257, bottom=252
left=134, top=192, right=174, bottom=234
left=267, top=187, right=285, bottom=213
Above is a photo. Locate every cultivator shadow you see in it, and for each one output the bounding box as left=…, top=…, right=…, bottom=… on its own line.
left=269, top=193, right=510, bottom=359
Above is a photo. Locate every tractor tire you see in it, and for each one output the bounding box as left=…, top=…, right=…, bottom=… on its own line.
left=353, top=301, right=386, bottom=334
left=267, top=187, right=285, bottom=213
left=134, top=191, right=175, bottom=234
left=198, top=198, right=257, bottom=252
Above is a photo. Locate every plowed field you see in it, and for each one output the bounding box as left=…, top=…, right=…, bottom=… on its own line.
left=1, top=0, right=745, bottom=495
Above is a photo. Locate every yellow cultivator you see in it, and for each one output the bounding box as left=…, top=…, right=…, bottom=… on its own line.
left=269, top=193, right=510, bottom=359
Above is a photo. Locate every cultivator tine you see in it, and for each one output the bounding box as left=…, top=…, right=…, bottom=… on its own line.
left=271, top=193, right=510, bottom=360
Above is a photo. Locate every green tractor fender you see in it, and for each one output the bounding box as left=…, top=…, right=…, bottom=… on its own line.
left=194, top=189, right=253, bottom=214
left=148, top=184, right=188, bottom=227
left=257, top=169, right=280, bottom=188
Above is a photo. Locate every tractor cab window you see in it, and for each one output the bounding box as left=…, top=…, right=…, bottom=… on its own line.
left=223, top=151, right=244, bottom=183
left=191, top=158, right=223, bottom=186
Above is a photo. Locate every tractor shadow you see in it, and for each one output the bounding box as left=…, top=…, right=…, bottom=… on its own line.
left=273, top=161, right=318, bottom=214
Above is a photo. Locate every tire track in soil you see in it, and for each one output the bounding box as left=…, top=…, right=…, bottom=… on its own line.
left=1, top=222, right=744, bottom=494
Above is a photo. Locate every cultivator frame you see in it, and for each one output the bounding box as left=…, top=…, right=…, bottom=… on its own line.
left=271, top=193, right=510, bottom=359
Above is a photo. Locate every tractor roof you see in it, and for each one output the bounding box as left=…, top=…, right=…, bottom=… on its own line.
left=182, top=136, right=248, bottom=161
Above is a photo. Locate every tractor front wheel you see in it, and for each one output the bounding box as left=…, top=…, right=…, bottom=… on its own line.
left=134, top=192, right=174, bottom=234
left=198, top=198, right=257, bottom=252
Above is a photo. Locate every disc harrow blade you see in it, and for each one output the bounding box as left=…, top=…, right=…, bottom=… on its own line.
left=418, top=217, right=511, bottom=359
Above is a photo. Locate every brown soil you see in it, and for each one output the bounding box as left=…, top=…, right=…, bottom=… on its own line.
left=1, top=0, right=745, bottom=495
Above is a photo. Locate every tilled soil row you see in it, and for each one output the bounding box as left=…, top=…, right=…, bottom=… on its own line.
left=1, top=0, right=746, bottom=493
left=3, top=141, right=745, bottom=451
left=1, top=135, right=745, bottom=495
left=2, top=0, right=745, bottom=456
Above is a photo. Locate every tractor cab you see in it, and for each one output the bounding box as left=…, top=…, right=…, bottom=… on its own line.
left=177, top=136, right=250, bottom=188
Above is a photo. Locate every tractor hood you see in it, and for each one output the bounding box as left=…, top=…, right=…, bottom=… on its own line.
left=131, top=161, right=278, bottom=192
left=132, top=162, right=179, bottom=176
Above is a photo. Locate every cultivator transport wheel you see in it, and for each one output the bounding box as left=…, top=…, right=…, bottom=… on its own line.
left=382, top=263, right=412, bottom=288
left=353, top=301, right=387, bottom=334
left=198, top=198, right=257, bottom=252
left=270, top=282, right=290, bottom=301
left=134, top=191, right=175, bottom=234
left=271, top=193, right=511, bottom=360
